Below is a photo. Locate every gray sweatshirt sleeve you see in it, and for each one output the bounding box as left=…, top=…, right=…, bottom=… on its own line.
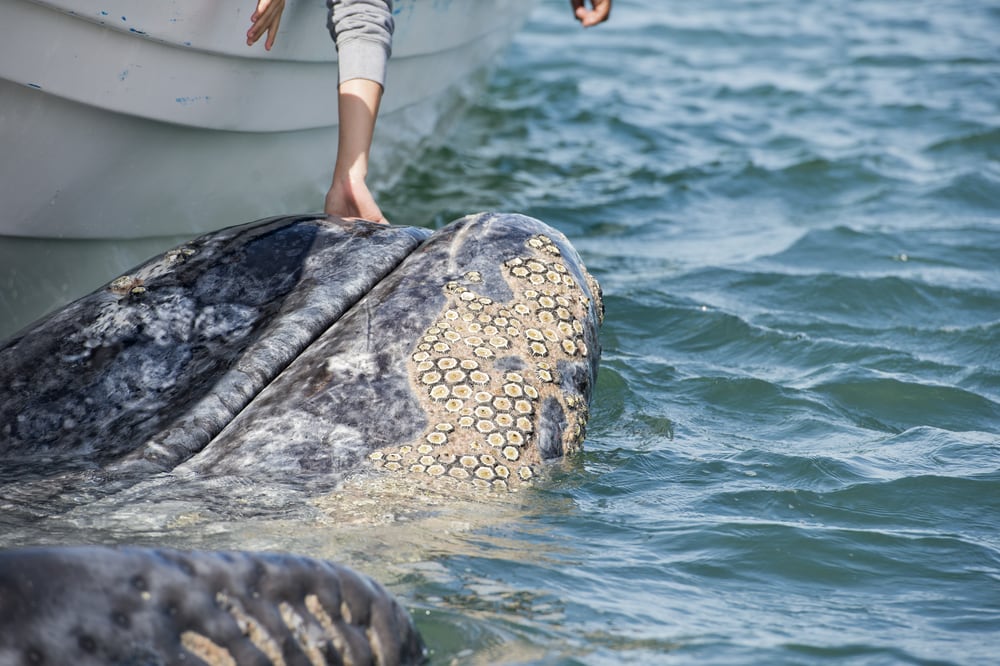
left=326, top=0, right=395, bottom=87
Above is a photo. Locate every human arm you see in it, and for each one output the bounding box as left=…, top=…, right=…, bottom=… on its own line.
left=324, top=0, right=395, bottom=223
left=246, top=0, right=286, bottom=50
left=325, top=78, right=387, bottom=223
left=570, top=0, right=611, bottom=27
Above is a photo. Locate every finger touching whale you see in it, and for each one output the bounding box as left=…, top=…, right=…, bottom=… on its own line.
left=0, top=212, right=602, bottom=504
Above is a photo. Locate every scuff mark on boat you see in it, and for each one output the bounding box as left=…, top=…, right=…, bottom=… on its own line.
left=175, top=96, right=211, bottom=106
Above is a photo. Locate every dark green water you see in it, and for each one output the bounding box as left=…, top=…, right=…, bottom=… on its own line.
left=377, top=0, right=1000, bottom=662
left=2, top=1, right=998, bottom=664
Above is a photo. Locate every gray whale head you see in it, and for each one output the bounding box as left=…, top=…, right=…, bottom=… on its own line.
left=0, top=212, right=602, bottom=503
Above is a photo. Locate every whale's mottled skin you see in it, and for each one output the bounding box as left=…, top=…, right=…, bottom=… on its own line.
left=180, top=212, right=603, bottom=489
left=0, top=215, right=430, bottom=512
left=0, top=212, right=602, bottom=502
left=0, top=546, right=426, bottom=665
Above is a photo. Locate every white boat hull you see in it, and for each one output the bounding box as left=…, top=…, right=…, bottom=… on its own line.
left=0, top=0, right=536, bottom=239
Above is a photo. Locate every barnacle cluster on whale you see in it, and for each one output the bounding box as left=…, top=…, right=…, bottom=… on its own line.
left=368, top=233, right=601, bottom=488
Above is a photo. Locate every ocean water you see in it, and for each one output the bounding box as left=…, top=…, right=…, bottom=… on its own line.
left=376, top=0, right=1000, bottom=662
left=3, top=0, right=1000, bottom=664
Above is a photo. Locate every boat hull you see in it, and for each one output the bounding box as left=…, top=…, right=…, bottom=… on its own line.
left=0, top=0, right=536, bottom=239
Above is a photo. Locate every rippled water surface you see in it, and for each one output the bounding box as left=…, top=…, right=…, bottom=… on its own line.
left=4, top=0, right=1000, bottom=663
left=378, top=0, right=1000, bottom=662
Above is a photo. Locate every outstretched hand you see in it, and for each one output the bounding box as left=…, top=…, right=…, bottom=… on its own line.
left=570, top=0, right=612, bottom=27
left=247, top=0, right=286, bottom=50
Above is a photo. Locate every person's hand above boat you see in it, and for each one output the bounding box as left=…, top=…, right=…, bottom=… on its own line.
left=246, top=0, right=285, bottom=50
left=571, top=0, right=612, bottom=27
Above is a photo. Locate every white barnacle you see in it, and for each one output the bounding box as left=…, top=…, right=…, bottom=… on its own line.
left=444, top=369, right=467, bottom=384
left=503, top=383, right=524, bottom=398
left=529, top=341, right=549, bottom=357
left=489, top=336, right=509, bottom=349
left=426, top=431, right=448, bottom=446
